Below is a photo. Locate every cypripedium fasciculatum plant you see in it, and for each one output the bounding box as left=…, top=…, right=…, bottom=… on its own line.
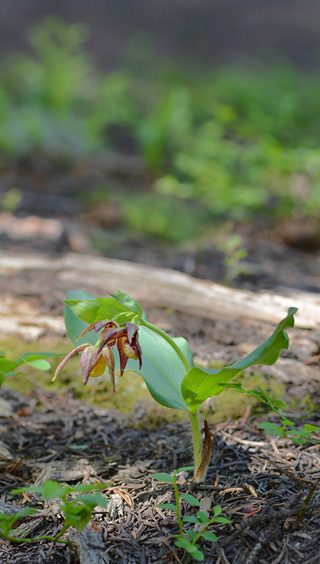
left=57, top=289, right=297, bottom=483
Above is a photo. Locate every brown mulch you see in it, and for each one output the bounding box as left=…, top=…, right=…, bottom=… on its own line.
left=0, top=387, right=320, bottom=564
left=0, top=178, right=320, bottom=563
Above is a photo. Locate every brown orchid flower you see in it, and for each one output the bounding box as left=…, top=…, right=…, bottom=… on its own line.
left=53, top=320, right=142, bottom=392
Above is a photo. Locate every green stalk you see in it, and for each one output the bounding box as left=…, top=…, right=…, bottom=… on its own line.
left=3, top=531, right=69, bottom=545
left=139, top=319, right=190, bottom=373
left=173, top=473, right=184, bottom=538
left=188, top=411, right=202, bottom=478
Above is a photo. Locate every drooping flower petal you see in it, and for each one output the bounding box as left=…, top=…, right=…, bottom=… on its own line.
left=125, top=322, right=139, bottom=343
left=101, top=346, right=116, bottom=392
left=117, top=334, right=142, bottom=375
left=133, top=338, right=143, bottom=370
left=58, top=319, right=142, bottom=391
left=97, top=327, right=127, bottom=352
left=77, top=320, right=119, bottom=341
left=117, top=337, right=131, bottom=377
left=52, top=344, right=90, bottom=381
left=80, top=345, right=106, bottom=385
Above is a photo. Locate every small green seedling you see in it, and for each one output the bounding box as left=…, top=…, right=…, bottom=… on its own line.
left=0, top=350, right=58, bottom=387
left=153, top=467, right=230, bottom=561
left=215, top=233, right=248, bottom=284
left=0, top=480, right=108, bottom=560
left=55, top=289, right=297, bottom=482
left=224, top=382, right=320, bottom=444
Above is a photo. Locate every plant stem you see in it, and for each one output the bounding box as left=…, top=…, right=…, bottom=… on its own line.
left=51, top=524, right=69, bottom=541
left=3, top=532, right=69, bottom=545
left=173, top=473, right=184, bottom=538
left=139, top=319, right=191, bottom=373
left=188, top=412, right=202, bottom=478
left=192, top=517, right=216, bottom=546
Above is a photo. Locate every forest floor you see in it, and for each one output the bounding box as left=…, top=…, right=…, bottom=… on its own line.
left=0, top=165, right=319, bottom=563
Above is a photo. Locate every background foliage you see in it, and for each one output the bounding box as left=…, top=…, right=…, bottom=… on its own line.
left=1, top=17, right=319, bottom=241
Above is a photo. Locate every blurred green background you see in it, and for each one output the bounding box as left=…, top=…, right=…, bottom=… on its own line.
left=0, top=5, right=320, bottom=248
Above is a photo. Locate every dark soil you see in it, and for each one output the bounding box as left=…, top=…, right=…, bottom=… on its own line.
left=1, top=387, right=320, bottom=564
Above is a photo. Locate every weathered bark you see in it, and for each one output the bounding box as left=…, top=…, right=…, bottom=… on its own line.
left=0, top=251, right=318, bottom=330
left=69, top=528, right=108, bottom=564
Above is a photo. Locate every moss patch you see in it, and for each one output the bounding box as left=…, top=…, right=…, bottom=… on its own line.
left=0, top=336, right=288, bottom=423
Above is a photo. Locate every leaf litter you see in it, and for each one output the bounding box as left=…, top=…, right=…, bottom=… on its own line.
left=0, top=384, right=319, bottom=563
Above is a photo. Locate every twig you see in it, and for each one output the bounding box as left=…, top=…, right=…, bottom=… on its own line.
left=261, top=456, right=313, bottom=486
left=294, top=477, right=320, bottom=530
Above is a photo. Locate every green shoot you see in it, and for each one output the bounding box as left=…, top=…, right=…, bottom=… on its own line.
left=154, top=468, right=230, bottom=561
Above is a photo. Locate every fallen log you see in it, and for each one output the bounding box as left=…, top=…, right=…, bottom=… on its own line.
left=0, top=251, right=319, bottom=329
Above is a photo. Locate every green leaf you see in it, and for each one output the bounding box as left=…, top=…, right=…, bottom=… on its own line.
left=19, top=353, right=60, bottom=372
left=0, top=508, right=36, bottom=535
left=131, top=326, right=190, bottom=411
left=183, top=515, right=201, bottom=524
left=66, top=295, right=128, bottom=325
left=20, top=352, right=59, bottom=362
left=13, top=508, right=37, bottom=519
left=62, top=483, right=107, bottom=495
left=175, top=538, right=194, bottom=550
left=67, top=444, right=89, bottom=450
left=0, top=358, right=17, bottom=374
left=72, top=493, right=107, bottom=508
left=65, top=299, right=103, bottom=324
left=96, top=297, right=131, bottom=318
left=304, top=424, right=320, bottom=433
left=223, top=383, right=286, bottom=411
left=192, top=549, right=205, bottom=561
left=64, top=292, right=137, bottom=346
left=22, top=359, right=51, bottom=370
left=175, top=466, right=194, bottom=473
left=214, top=516, right=231, bottom=524
left=109, top=290, right=144, bottom=316
left=187, top=530, right=198, bottom=542
left=197, top=511, right=210, bottom=524
left=153, top=473, right=174, bottom=483
left=158, top=503, right=177, bottom=510
left=63, top=504, right=92, bottom=531
left=180, top=493, right=200, bottom=506
left=213, top=505, right=222, bottom=517
left=12, top=480, right=64, bottom=499
left=259, top=422, right=285, bottom=435
left=181, top=308, right=297, bottom=413
left=17, top=353, right=62, bottom=370
left=42, top=480, right=65, bottom=499
left=201, top=531, right=217, bottom=542
left=12, top=481, right=107, bottom=505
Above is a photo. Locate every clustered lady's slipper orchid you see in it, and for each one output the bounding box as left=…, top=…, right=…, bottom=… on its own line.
left=53, top=320, right=142, bottom=392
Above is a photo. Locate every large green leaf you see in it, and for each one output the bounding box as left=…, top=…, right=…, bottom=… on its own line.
left=172, top=336, right=194, bottom=369
left=181, top=307, right=297, bottom=413
left=130, top=326, right=190, bottom=411
left=65, top=297, right=127, bottom=325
